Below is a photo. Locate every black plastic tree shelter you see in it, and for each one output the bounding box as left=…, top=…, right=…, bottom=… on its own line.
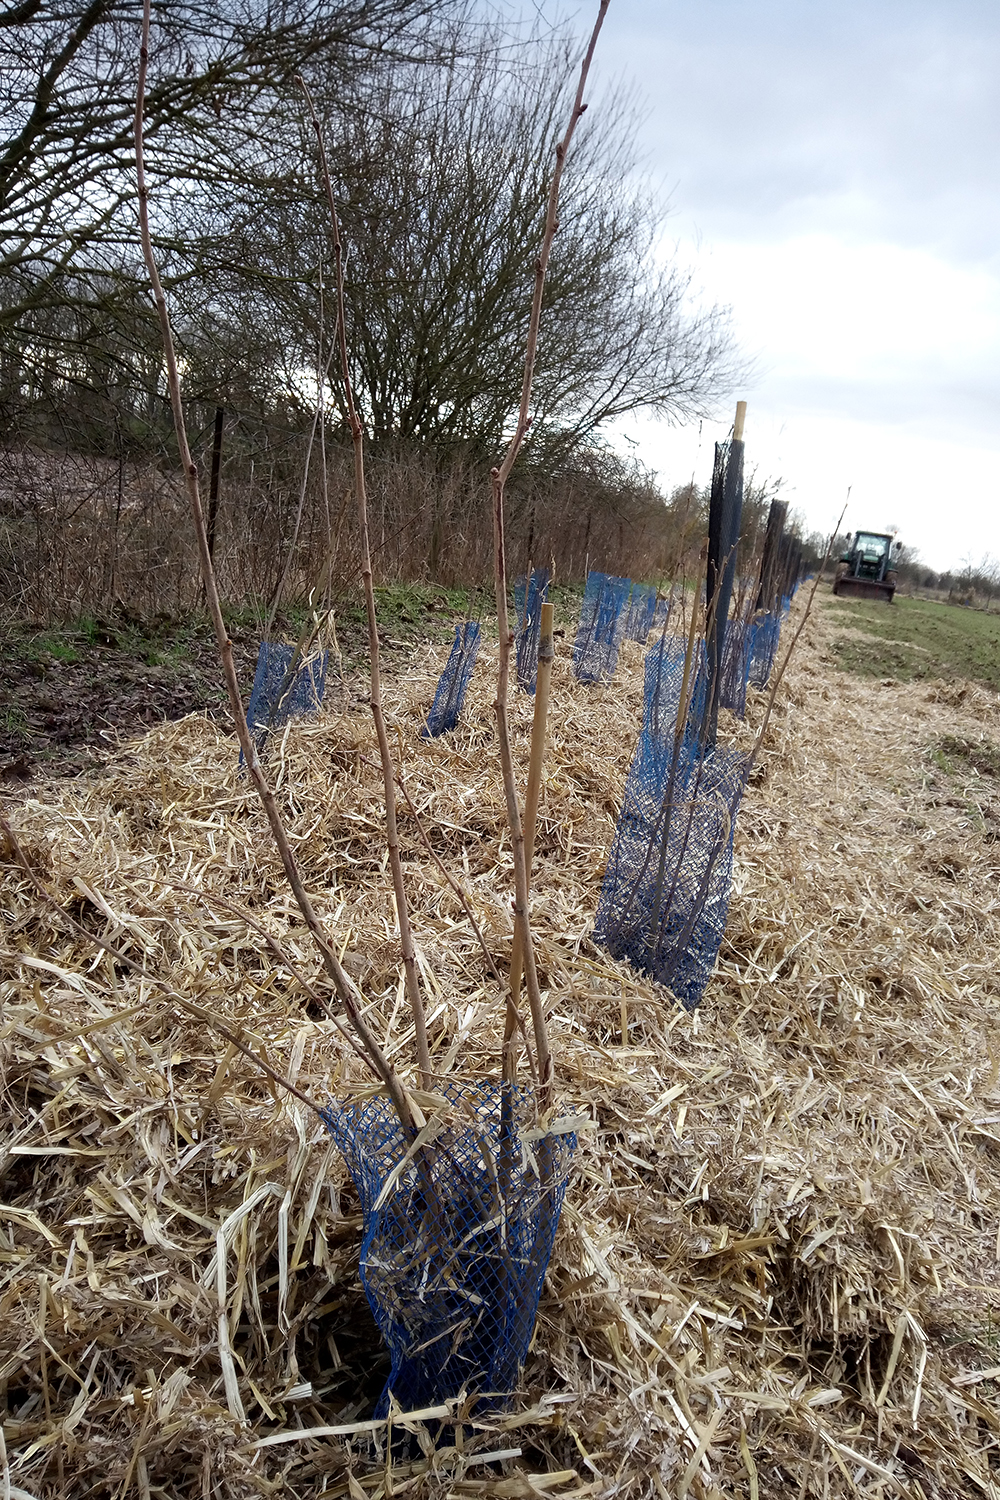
left=704, top=402, right=746, bottom=747
left=755, top=498, right=788, bottom=614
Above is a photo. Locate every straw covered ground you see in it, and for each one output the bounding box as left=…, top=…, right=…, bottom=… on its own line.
left=2, top=597, right=999, bottom=1498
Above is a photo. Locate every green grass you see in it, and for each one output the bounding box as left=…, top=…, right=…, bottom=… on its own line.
left=932, top=733, right=1000, bottom=779
left=9, top=580, right=582, bottom=684
left=373, top=581, right=476, bottom=631
left=1, top=705, right=29, bottom=735
left=824, top=595, right=1000, bottom=691
left=21, top=631, right=80, bottom=663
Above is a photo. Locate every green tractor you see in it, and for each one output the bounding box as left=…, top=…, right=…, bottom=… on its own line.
left=833, top=531, right=898, bottom=603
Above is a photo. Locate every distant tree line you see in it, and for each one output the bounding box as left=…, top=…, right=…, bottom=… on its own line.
left=931, top=556, right=1000, bottom=607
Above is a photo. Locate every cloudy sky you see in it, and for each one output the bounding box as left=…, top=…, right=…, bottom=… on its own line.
left=584, top=0, right=1000, bottom=572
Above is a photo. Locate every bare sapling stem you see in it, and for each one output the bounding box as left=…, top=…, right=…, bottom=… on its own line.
left=298, top=77, right=432, bottom=1090
left=264, top=333, right=336, bottom=640
left=134, top=1, right=413, bottom=1136
left=675, top=573, right=703, bottom=758
left=492, top=0, right=610, bottom=1114
left=750, top=506, right=846, bottom=766
left=506, top=599, right=555, bottom=1075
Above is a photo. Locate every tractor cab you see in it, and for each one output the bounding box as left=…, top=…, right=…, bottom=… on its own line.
left=848, top=533, right=893, bottom=581
left=833, top=531, right=898, bottom=602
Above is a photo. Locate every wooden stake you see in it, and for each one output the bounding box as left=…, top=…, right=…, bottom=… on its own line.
left=734, top=399, right=747, bottom=442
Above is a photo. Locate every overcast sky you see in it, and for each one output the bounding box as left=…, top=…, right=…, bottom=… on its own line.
left=579, top=0, right=1000, bottom=572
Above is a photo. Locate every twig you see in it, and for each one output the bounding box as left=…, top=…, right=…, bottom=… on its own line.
left=507, top=599, right=555, bottom=1051
left=133, top=0, right=413, bottom=1136
left=358, top=756, right=538, bottom=1083
left=490, top=0, right=610, bottom=1112
left=299, top=76, right=432, bottom=1091
left=388, top=766, right=504, bottom=991
left=750, top=504, right=847, bottom=767
left=147, top=876, right=376, bottom=1071
left=264, top=294, right=338, bottom=640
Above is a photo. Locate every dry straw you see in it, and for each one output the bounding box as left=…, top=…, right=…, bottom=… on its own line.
left=2, top=598, right=999, bottom=1496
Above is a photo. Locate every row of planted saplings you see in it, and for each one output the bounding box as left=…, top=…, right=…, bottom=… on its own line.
left=126, top=0, right=607, bottom=1423
left=127, top=0, right=815, bottom=1427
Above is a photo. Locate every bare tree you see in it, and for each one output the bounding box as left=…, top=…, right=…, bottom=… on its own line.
left=4, top=6, right=740, bottom=468
left=1, top=0, right=460, bottom=356
left=253, top=25, right=744, bottom=455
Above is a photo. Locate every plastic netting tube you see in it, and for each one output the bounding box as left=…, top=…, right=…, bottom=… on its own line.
left=423, top=623, right=481, bottom=738
left=572, top=570, right=631, bottom=684
left=243, top=642, right=328, bottom=759
left=514, top=569, right=550, bottom=694
left=595, top=742, right=750, bottom=1009
left=323, top=1081, right=575, bottom=1415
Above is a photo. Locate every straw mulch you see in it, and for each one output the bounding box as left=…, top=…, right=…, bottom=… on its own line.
left=2, top=597, right=999, bottom=1499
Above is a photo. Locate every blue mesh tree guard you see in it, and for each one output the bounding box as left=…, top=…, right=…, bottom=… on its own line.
left=572, top=571, right=631, bottom=683
left=595, top=740, right=750, bottom=1009
left=746, top=492, right=791, bottom=690
left=748, top=610, right=782, bottom=689
left=717, top=612, right=758, bottom=719
left=514, top=569, right=550, bottom=694
left=643, top=633, right=708, bottom=746
left=623, top=583, right=658, bottom=644
left=322, top=1081, right=575, bottom=1415
left=244, top=642, right=328, bottom=757
left=422, top=623, right=481, bottom=738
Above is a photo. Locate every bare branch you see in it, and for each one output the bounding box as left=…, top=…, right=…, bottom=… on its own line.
left=491, top=0, right=609, bottom=1111
left=298, top=74, right=432, bottom=1088
left=134, top=0, right=414, bottom=1133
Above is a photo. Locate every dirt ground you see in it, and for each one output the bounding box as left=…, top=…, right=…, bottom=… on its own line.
left=0, top=599, right=462, bottom=783
left=0, top=614, right=253, bottom=781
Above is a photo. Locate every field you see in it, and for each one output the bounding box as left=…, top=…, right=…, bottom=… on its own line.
left=0, top=588, right=484, bottom=781
left=1, top=588, right=999, bottom=1498
left=827, top=593, right=1000, bottom=690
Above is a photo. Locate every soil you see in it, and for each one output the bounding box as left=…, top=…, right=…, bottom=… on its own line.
left=0, top=598, right=461, bottom=785
left=0, top=614, right=253, bottom=782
